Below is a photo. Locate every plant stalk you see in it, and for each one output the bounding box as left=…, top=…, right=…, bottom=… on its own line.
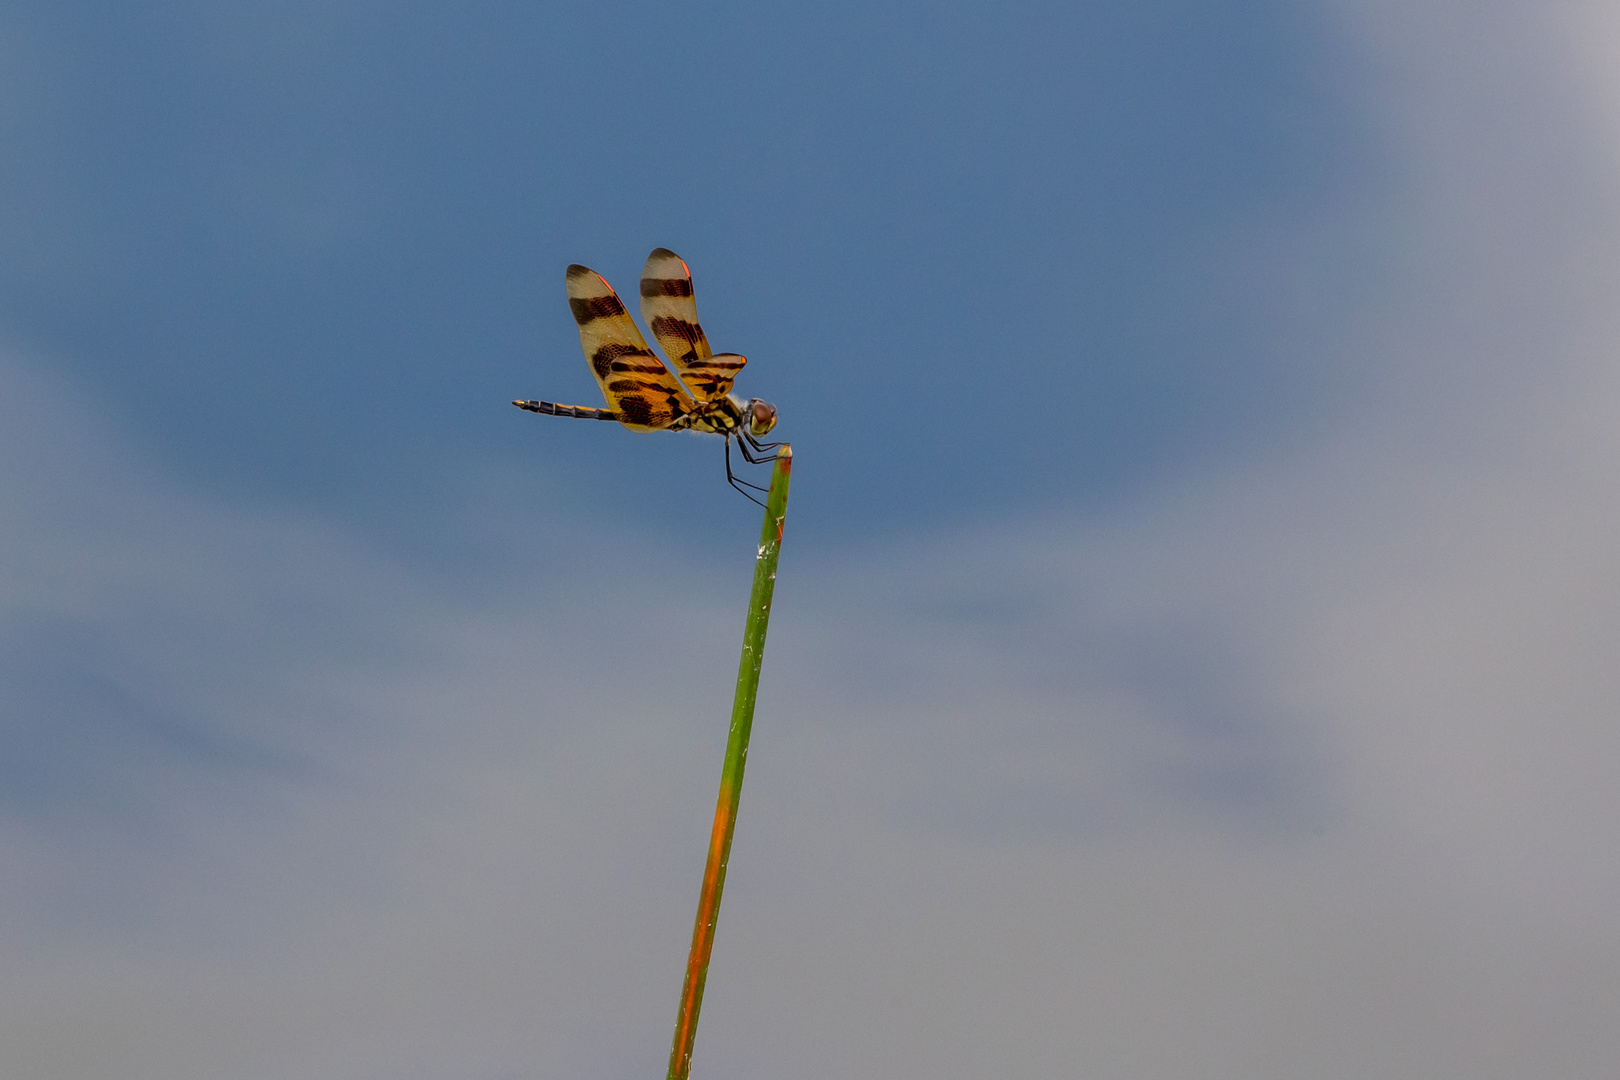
left=666, top=445, right=793, bottom=1080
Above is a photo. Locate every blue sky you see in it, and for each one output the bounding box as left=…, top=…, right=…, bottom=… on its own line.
left=4, top=1, right=1620, bottom=1077
left=1, top=0, right=1375, bottom=539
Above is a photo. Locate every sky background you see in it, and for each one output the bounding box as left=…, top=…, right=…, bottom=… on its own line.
left=3, top=0, right=1620, bottom=1077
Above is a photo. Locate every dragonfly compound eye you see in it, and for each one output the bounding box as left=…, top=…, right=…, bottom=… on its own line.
left=748, top=399, right=778, bottom=437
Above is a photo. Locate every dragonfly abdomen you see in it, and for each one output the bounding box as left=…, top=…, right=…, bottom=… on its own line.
left=513, top=399, right=619, bottom=421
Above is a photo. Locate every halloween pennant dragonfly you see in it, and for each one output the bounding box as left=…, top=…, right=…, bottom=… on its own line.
left=513, top=248, right=780, bottom=503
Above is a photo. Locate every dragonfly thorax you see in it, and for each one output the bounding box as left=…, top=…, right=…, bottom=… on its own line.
left=675, top=394, right=778, bottom=438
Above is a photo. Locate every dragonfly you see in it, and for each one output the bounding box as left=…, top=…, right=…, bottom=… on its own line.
left=514, top=248, right=781, bottom=504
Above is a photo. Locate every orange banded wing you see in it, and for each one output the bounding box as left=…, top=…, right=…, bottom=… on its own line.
left=640, top=247, right=747, bottom=401
left=567, top=264, right=694, bottom=431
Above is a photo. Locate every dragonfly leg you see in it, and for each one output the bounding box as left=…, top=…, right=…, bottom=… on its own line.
left=728, top=437, right=772, bottom=486
left=736, top=438, right=782, bottom=466
left=726, top=438, right=770, bottom=505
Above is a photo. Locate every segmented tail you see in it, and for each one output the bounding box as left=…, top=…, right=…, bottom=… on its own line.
left=513, top=399, right=619, bottom=421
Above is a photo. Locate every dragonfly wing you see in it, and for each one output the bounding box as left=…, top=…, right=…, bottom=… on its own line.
left=567, top=264, right=694, bottom=431
left=640, top=247, right=747, bottom=401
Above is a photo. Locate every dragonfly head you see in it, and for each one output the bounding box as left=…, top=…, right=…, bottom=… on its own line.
left=746, top=398, right=778, bottom=438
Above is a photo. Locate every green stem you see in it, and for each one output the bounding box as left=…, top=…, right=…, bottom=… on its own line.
left=666, top=445, right=793, bottom=1080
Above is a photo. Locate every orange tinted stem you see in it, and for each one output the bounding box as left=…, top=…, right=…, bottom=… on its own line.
left=667, top=445, right=792, bottom=1080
